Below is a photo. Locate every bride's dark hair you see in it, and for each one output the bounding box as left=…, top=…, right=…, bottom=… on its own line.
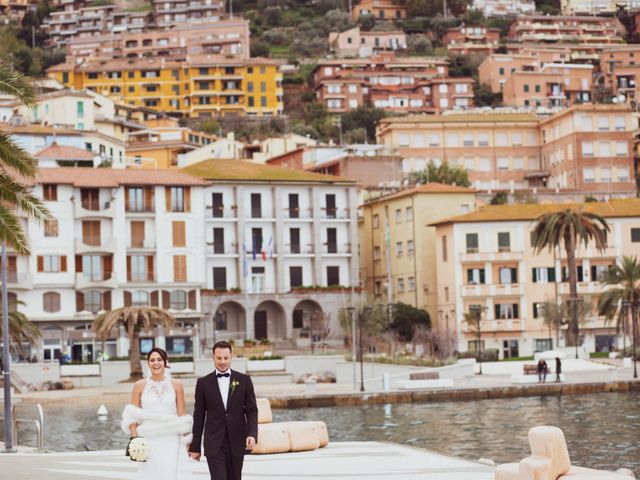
left=147, top=347, right=170, bottom=368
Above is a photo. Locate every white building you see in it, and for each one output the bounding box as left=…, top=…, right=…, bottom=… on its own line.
left=182, top=159, right=359, bottom=346
left=472, top=0, right=535, bottom=17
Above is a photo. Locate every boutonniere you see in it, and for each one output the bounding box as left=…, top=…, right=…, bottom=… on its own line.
left=231, top=379, right=240, bottom=394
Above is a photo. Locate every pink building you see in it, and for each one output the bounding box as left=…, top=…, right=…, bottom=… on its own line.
left=328, top=26, right=406, bottom=58
left=442, top=25, right=501, bottom=56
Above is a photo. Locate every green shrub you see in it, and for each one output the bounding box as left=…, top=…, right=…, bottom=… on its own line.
left=249, top=355, right=284, bottom=360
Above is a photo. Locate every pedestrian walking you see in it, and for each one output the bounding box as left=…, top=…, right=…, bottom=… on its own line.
left=555, top=357, right=562, bottom=382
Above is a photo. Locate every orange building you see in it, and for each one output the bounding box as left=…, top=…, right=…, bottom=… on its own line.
left=508, top=15, right=624, bottom=44
left=478, top=53, right=538, bottom=93
left=441, top=25, right=501, bottom=56
left=352, top=0, right=406, bottom=20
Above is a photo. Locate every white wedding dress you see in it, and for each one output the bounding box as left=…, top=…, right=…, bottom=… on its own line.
left=137, top=376, right=181, bottom=480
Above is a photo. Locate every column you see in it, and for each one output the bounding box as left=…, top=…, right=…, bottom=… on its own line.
left=235, top=186, right=246, bottom=290
left=274, top=186, right=285, bottom=293
left=312, top=187, right=323, bottom=285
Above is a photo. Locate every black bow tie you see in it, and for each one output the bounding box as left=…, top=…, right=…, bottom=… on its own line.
left=216, top=372, right=230, bottom=378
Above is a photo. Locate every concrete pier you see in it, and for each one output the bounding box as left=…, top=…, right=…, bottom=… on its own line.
left=0, top=442, right=494, bottom=480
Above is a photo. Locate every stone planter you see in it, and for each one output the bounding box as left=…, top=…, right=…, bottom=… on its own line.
left=247, top=359, right=285, bottom=372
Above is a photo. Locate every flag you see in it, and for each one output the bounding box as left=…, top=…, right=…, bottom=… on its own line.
left=252, top=232, right=257, bottom=261
left=267, top=235, right=273, bottom=259
left=242, top=242, right=248, bottom=278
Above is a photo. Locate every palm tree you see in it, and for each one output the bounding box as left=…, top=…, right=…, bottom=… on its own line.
left=598, top=256, right=640, bottom=366
left=531, top=209, right=609, bottom=347
left=92, top=307, right=176, bottom=380
left=0, top=298, right=40, bottom=356
left=0, top=61, right=50, bottom=254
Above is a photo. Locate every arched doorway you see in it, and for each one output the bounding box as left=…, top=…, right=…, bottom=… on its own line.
left=214, top=301, right=246, bottom=342
left=254, top=301, right=286, bottom=341
left=292, top=300, right=325, bottom=349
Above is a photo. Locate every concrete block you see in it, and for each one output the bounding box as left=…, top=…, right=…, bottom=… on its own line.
left=257, top=398, right=272, bottom=424
left=397, top=379, right=454, bottom=390
left=280, top=422, right=320, bottom=452
left=252, top=423, right=290, bottom=454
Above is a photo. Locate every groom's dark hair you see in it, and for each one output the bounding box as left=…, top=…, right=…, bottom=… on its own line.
left=212, top=341, right=233, bottom=354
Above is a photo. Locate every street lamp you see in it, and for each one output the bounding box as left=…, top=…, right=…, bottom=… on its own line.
left=346, top=306, right=356, bottom=390
left=622, top=299, right=629, bottom=355
left=476, top=307, right=488, bottom=375
left=359, top=305, right=372, bottom=392
left=632, top=298, right=639, bottom=379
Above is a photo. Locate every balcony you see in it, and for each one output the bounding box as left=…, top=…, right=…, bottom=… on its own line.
left=558, top=281, right=604, bottom=296
left=322, top=243, right=352, bottom=256
left=127, top=272, right=156, bottom=285
left=125, top=205, right=156, bottom=217
left=207, top=243, right=239, bottom=257
left=460, top=250, right=524, bottom=263
left=75, top=237, right=116, bottom=254
left=283, top=244, right=315, bottom=256
left=74, top=200, right=115, bottom=219
left=321, top=208, right=351, bottom=221
left=461, top=283, right=524, bottom=297
left=127, top=238, right=156, bottom=250
left=206, top=205, right=237, bottom=220
left=284, top=207, right=312, bottom=220
left=75, top=272, right=117, bottom=289
left=6, top=272, right=32, bottom=290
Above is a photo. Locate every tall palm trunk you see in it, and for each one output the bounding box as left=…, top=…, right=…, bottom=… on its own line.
left=129, top=325, right=143, bottom=380
left=565, top=228, right=578, bottom=347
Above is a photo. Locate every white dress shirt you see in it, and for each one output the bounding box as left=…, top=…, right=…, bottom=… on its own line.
left=216, top=369, right=230, bottom=410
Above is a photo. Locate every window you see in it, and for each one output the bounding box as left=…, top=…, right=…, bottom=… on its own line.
left=173, top=255, right=187, bottom=282
left=582, top=141, right=594, bottom=157
left=288, top=193, right=299, bottom=218
left=170, top=290, right=187, bottom=310
left=326, top=266, right=340, bottom=286
left=534, top=338, right=553, bottom=352
left=44, top=219, right=59, bottom=237
left=615, top=141, right=628, bottom=156
left=497, top=157, right=509, bottom=170
left=82, top=220, right=101, bottom=246
left=600, top=167, right=612, bottom=183
left=496, top=133, right=507, bottom=147
left=251, top=193, right=262, bottom=218
left=172, top=221, right=186, bottom=247
left=495, top=303, right=519, bottom=319
left=405, top=206, right=413, bottom=221
left=212, top=228, right=224, bottom=254
left=326, top=228, right=337, bottom=253
left=467, top=268, right=485, bottom=285
left=397, top=277, right=405, bottom=293
left=597, top=116, right=609, bottom=131
left=614, top=115, right=625, bottom=131
left=428, top=133, right=440, bottom=146
left=325, top=194, right=337, bottom=219
left=132, top=291, right=149, bottom=307
left=591, top=264, right=611, bottom=282
left=373, top=214, right=380, bottom=228
left=561, top=266, right=584, bottom=282
left=211, top=193, right=224, bottom=218
left=395, top=208, right=402, bottom=223
left=43, top=184, right=57, bottom=201
left=290, top=266, right=303, bottom=288
left=466, top=233, right=479, bottom=253
left=532, top=267, right=556, bottom=283
left=292, top=310, right=304, bottom=329
left=213, top=267, right=227, bottom=290
left=498, top=267, right=517, bottom=284
left=407, top=240, right=414, bottom=255
left=43, top=292, right=61, bottom=313
left=261, top=96, right=267, bottom=107
left=131, top=221, right=145, bottom=248
left=535, top=85, right=541, bottom=93
left=170, top=187, right=185, bottom=212
left=128, top=255, right=150, bottom=282
left=442, top=235, right=447, bottom=261
left=497, top=232, right=510, bottom=252
left=396, top=241, right=403, bottom=256
left=503, top=340, right=519, bottom=359
left=512, top=133, right=522, bottom=146
left=524, top=84, right=529, bottom=93
left=583, top=168, right=595, bottom=183
left=533, top=302, right=545, bottom=319
left=39, top=255, right=65, bottom=273
left=463, top=133, right=473, bottom=146
left=289, top=228, right=300, bottom=254
left=631, top=228, right=640, bottom=243
left=408, top=277, right=416, bottom=291
left=599, top=142, right=611, bottom=157
left=84, top=291, right=102, bottom=313
left=478, top=133, right=489, bottom=146
left=618, top=167, right=630, bottom=182
left=446, top=133, right=459, bottom=147
left=77, top=101, right=84, bottom=118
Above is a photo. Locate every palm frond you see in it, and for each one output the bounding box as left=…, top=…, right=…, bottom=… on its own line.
left=0, top=61, right=36, bottom=108
left=0, top=131, right=38, bottom=178
left=0, top=172, right=50, bottom=223
left=0, top=202, right=30, bottom=255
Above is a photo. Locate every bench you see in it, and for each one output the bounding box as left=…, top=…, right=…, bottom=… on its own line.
left=409, top=372, right=439, bottom=380
left=523, top=365, right=538, bottom=375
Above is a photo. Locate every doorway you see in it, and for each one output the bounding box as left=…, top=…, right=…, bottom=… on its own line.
left=254, top=310, right=267, bottom=339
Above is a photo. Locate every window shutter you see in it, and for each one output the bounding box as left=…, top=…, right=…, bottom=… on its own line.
left=37, top=256, right=44, bottom=272
left=479, top=269, right=485, bottom=284
left=124, top=290, right=132, bottom=307
left=144, top=187, right=154, bottom=211
left=162, top=290, right=170, bottom=309
left=467, top=269, right=473, bottom=283
left=577, top=266, right=583, bottom=282
left=548, top=267, right=556, bottom=282
left=494, top=304, right=500, bottom=319
left=188, top=290, right=196, bottom=310
left=172, top=221, right=186, bottom=247
left=76, top=291, right=84, bottom=312
left=103, top=255, right=113, bottom=279
left=150, top=290, right=159, bottom=307
left=184, top=187, right=191, bottom=212
left=75, top=255, right=83, bottom=273
left=60, top=256, right=67, bottom=272
left=511, top=268, right=517, bottom=283
left=126, top=256, right=132, bottom=281
left=124, top=187, right=130, bottom=210
left=532, top=268, right=537, bottom=283
left=165, top=186, right=171, bottom=211
left=513, top=303, right=519, bottom=319
left=533, top=303, right=538, bottom=318
left=103, top=291, right=111, bottom=311
left=147, top=256, right=154, bottom=281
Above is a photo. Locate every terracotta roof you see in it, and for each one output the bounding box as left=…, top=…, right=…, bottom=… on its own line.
left=182, top=159, right=356, bottom=184
left=32, top=167, right=207, bottom=187
left=1, top=123, right=83, bottom=135
left=34, top=142, right=94, bottom=161
left=430, top=199, right=640, bottom=226
left=379, top=112, right=540, bottom=125
left=366, top=182, right=476, bottom=205
left=316, top=56, right=449, bottom=67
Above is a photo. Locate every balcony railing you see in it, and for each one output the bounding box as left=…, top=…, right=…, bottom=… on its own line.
left=208, top=243, right=238, bottom=255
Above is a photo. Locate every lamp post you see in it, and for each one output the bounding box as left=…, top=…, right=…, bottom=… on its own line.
left=622, top=299, right=629, bottom=356
left=632, top=298, right=639, bottom=379
left=347, top=306, right=356, bottom=390
left=2, top=241, right=16, bottom=453
left=359, top=305, right=372, bottom=392
left=476, top=307, right=487, bottom=375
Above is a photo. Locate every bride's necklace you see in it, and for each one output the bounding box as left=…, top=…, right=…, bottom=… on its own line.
left=147, top=374, right=171, bottom=399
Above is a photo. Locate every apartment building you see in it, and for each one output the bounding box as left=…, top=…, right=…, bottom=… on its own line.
left=16, top=168, right=207, bottom=362
left=48, top=56, right=284, bottom=118
left=352, top=0, right=406, bottom=20
left=328, top=26, right=406, bottom=58
left=181, top=159, right=359, bottom=345
left=359, top=184, right=476, bottom=324
left=539, top=105, right=635, bottom=194
left=66, top=19, right=250, bottom=61
left=478, top=54, right=539, bottom=93
left=502, top=64, right=593, bottom=108
left=313, top=54, right=474, bottom=114
left=432, top=199, right=640, bottom=357
left=471, top=0, right=535, bottom=17
left=508, top=16, right=624, bottom=44
left=43, top=4, right=119, bottom=47
left=376, top=105, right=637, bottom=196
left=441, top=25, right=500, bottom=56
left=0, top=0, right=33, bottom=21
left=152, top=0, right=225, bottom=28
left=560, top=0, right=640, bottom=15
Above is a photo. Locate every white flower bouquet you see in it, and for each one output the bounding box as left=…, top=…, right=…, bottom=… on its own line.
left=127, top=437, right=150, bottom=462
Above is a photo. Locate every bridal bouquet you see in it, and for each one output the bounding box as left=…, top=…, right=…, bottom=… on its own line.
left=127, top=437, right=150, bottom=462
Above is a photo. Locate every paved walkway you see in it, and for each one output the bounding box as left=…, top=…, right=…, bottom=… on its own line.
left=0, top=442, right=495, bottom=480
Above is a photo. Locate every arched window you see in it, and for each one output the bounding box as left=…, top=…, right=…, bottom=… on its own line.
left=132, top=291, right=149, bottom=306
left=43, top=292, right=61, bottom=313
left=170, top=290, right=186, bottom=310
left=84, top=290, right=102, bottom=313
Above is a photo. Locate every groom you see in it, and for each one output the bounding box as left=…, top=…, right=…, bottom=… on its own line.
left=189, top=340, right=258, bottom=480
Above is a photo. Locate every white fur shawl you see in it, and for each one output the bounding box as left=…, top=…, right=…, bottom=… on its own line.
left=121, top=404, right=193, bottom=445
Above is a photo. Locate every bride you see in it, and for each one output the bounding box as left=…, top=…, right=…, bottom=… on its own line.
left=121, top=347, right=193, bottom=480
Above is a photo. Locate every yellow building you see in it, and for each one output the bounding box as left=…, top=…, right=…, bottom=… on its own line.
left=359, top=183, right=476, bottom=327
left=47, top=56, right=284, bottom=118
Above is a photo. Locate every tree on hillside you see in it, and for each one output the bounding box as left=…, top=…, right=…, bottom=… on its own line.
left=340, top=106, right=386, bottom=143
left=407, top=0, right=470, bottom=17
left=407, top=160, right=471, bottom=187
left=474, top=82, right=502, bottom=107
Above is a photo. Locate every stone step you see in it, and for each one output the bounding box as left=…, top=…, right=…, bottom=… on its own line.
left=247, top=370, right=294, bottom=384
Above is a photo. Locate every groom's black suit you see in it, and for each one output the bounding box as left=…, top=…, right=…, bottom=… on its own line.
left=190, top=370, right=258, bottom=480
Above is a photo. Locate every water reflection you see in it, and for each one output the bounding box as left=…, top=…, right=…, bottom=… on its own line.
left=4, top=392, right=639, bottom=474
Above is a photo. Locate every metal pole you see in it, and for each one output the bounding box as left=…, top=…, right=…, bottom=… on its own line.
left=2, top=241, right=16, bottom=453
left=359, top=310, right=364, bottom=392
left=633, top=301, right=638, bottom=379
left=477, top=310, right=483, bottom=375
left=350, top=308, right=356, bottom=390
